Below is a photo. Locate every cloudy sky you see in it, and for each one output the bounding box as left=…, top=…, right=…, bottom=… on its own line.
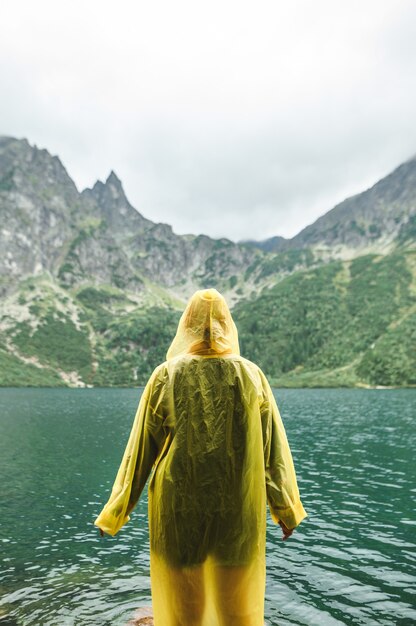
left=1, top=0, right=416, bottom=241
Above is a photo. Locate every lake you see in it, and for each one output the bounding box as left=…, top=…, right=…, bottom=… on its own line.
left=0, top=388, right=415, bottom=626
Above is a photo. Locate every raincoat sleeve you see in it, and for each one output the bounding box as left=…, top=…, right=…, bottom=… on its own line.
left=259, top=371, right=307, bottom=530
left=94, top=365, right=167, bottom=537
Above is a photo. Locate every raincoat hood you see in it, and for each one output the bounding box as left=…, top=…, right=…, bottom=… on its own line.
left=166, top=288, right=240, bottom=359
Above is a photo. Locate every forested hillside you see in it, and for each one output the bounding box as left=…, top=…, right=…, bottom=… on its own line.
left=234, top=252, right=416, bottom=387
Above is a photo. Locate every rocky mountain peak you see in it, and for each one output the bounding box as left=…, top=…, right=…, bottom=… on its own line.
left=88, top=170, right=126, bottom=201
left=106, top=169, right=122, bottom=189
left=0, top=136, right=78, bottom=197
left=82, top=169, right=149, bottom=237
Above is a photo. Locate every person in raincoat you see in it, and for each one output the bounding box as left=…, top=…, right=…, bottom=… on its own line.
left=94, top=288, right=307, bottom=626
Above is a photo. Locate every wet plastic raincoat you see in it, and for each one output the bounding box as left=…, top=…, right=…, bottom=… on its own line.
left=95, top=289, right=307, bottom=626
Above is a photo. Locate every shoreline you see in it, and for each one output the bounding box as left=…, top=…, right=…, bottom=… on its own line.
left=0, top=383, right=415, bottom=390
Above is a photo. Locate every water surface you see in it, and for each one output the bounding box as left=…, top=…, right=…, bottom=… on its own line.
left=0, top=388, right=415, bottom=625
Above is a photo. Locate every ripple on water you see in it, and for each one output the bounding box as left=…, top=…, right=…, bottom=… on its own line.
left=1, top=388, right=416, bottom=625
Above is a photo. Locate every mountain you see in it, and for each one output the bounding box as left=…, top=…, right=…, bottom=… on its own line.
left=291, top=156, right=416, bottom=255
left=234, top=252, right=416, bottom=387
left=251, top=156, right=416, bottom=257
left=0, top=136, right=259, bottom=301
left=0, top=136, right=415, bottom=388
left=243, top=235, right=288, bottom=253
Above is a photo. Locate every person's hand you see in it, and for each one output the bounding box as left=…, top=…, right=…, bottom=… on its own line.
left=278, top=520, right=294, bottom=541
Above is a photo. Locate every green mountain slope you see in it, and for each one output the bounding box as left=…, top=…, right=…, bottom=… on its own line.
left=0, top=277, right=181, bottom=387
left=233, top=251, right=416, bottom=387
left=1, top=250, right=414, bottom=387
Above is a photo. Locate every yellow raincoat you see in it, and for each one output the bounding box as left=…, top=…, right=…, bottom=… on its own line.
left=95, top=289, right=307, bottom=626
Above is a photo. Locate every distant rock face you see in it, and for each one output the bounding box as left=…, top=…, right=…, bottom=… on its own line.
left=81, top=170, right=151, bottom=239
left=0, top=137, right=80, bottom=292
left=289, top=157, right=416, bottom=255
left=249, top=157, right=416, bottom=258
left=243, top=235, right=288, bottom=253
left=0, top=137, right=259, bottom=298
left=1, top=136, right=415, bottom=299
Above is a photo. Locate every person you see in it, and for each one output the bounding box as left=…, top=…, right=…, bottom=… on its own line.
left=94, top=288, right=307, bottom=626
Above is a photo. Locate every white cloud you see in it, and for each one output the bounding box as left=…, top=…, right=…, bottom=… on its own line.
left=1, top=0, right=415, bottom=240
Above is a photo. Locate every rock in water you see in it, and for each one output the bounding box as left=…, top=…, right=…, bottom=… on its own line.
left=126, top=606, right=154, bottom=625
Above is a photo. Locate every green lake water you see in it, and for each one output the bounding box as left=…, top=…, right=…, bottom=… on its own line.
left=0, top=388, right=415, bottom=626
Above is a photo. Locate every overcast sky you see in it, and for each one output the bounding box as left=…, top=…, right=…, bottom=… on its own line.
left=1, top=0, right=416, bottom=241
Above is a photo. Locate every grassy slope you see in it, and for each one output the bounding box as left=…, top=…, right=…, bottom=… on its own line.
left=1, top=279, right=182, bottom=387
left=233, top=251, right=416, bottom=387
left=1, top=251, right=415, bottom=387
left=84, top=303, right=181, bottom=386
left=0, top=347, right=65, bottom=386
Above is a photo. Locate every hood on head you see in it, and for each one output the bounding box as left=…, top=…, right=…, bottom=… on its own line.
left=166, top=289, right=240, bottom=359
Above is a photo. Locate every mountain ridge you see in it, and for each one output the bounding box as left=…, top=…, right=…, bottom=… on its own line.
left=252, top=155, right=416, bottom=256
left=0, top=136, right=260, bottom=302
left=0, top=136, right=415, bottom=388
